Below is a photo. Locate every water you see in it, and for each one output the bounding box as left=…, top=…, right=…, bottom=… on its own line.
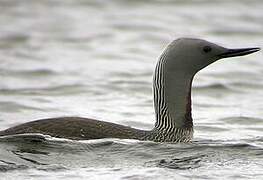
left=0, top=0, right=263, bottom=179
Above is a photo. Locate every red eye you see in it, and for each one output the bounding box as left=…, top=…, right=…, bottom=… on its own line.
left=203, top=46, right=212, bottom=53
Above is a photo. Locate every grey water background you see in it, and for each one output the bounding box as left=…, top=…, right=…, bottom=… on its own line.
left=0, top=0, right=263, bottom=179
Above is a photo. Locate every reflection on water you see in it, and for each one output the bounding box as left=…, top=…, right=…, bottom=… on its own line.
left=0, top=0, right=263, bottom=179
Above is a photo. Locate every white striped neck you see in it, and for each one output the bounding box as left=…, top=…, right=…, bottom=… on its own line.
left=152, top=44, right=194, bottom=133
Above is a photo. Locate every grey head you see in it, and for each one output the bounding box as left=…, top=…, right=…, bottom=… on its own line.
left=164, top=38, right=260, bottom=75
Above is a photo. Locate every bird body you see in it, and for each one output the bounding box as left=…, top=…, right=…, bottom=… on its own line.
left=0, top=38, right=260, bottom=142
left=0, top=117, right=147, bottom=140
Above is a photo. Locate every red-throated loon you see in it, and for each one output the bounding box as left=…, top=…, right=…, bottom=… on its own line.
left=0, top=38, right=260, bottom=142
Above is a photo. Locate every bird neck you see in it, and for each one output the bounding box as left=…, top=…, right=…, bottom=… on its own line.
left=153, top=51, right=194, bottom=133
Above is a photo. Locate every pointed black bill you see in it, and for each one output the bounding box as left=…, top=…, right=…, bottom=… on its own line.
left=219, top=47, right=260, bottom=58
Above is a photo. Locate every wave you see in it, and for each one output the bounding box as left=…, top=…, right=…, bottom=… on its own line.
left=0, top=134, right=262, bottom=172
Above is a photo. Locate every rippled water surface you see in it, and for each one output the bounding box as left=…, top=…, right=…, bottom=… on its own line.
left=0, top=0, right=263, bottom=179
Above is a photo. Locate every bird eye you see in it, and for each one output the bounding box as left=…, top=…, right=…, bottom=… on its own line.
left=203, top=46, right=212, bottom=53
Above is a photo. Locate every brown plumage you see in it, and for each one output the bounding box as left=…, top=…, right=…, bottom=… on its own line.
left=0, top=117, right=148, bottom=140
